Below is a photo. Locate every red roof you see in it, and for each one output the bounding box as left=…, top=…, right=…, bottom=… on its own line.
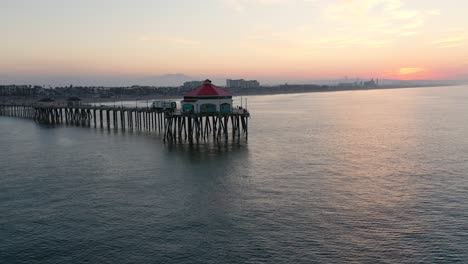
left=184, top=80, right=232, bottom=97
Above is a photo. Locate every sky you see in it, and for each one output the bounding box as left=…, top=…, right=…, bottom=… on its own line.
left=1, top=0, right=467, bottom=85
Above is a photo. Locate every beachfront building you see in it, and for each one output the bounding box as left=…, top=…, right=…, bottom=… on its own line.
left=181, top=79, right=233, bottom=113
left=226, top=79, right=260, bottom=89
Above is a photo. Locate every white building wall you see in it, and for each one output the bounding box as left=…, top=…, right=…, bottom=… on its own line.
left=181, top=98, right=233, bottom=113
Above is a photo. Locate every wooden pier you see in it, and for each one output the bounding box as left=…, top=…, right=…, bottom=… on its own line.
left=163, top=109, right=249, bottom=143
left=0, top=103, right=250, bottom=143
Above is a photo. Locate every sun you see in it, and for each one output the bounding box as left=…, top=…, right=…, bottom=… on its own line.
left=397, top=67, right=428, bottom=80
left=399, top=68, right=425, bottom=75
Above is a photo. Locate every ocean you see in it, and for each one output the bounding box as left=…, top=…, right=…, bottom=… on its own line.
left=1, top=85, right=468, bottom=263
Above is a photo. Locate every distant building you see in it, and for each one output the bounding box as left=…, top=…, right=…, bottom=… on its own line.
left=337, top=78, right=379, bottom=89
left=363, top=79, right=378, bottom=88
left=182, top=81, right=203, bottom=89
left=226, top=79, right=260, bottom=89
left=0, top=85, right=42, bottom=96
left=338, top=82, right=357, bottom=88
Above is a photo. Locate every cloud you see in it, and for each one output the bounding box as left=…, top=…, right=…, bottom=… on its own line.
left=426, top=10, right=440, bottom=16
left=138, top=35, right=201, bottom=46
left=326, top=0, right=404, bottom=19
left=225, top=0, right=454, bottom=56
left=219, top=0, right=313, bottom=12
left=432, top=34, right=467, bottom=48
left=243, top=26, right=394, bottom=58
left=324, top=0, right=436, bottom=38
left=256, top=0, right=291, bottom=3
left=433, top=35, right=466, bottom=44
left=220, top=0, right=245, bottom=11
left=303, top=36, right=393, bottom=48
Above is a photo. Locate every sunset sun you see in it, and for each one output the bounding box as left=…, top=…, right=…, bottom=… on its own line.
left=397, top=67, right=430, bottom=80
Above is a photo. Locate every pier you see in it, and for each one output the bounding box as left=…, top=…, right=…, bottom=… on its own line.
left=0, top=103, right=250, bottom=143
left=0, top=80, right=251, bottom=143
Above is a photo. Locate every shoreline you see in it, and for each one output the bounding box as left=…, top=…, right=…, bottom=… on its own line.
left=54, top=84, right=466, bottom=103
left=0, top=84, right=461, bottom=104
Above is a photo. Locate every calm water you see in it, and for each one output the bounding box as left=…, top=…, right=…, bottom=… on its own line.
left=1, top=86, right=468, bottom=263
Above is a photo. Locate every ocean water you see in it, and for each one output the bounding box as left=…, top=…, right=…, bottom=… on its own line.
left=1, top=86, right=468, bottom=263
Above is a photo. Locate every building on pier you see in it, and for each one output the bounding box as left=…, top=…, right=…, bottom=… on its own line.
left=181, top=79, right=232, bottom=114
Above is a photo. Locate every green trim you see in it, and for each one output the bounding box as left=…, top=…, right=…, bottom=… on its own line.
left=200, top=103, right=217, bottom=113
left=182, top=104, right=194, bottom=112
left=220, top=103, right=231, bottom=113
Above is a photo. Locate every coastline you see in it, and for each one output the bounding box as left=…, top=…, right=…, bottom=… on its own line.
left=55, top=84, right=465, bottom=103
left=0, top=84, right=461, bottom=105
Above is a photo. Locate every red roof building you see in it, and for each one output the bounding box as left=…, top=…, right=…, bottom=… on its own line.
left=184, top=79, right=232, bottom=99
left=181, top=79, right=233, bottom=113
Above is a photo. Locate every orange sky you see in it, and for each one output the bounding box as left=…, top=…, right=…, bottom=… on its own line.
left=1, top=0, right=467, bottom=83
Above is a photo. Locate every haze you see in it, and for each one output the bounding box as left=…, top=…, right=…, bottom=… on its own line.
left=1, top=0, right=467, bottom=85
